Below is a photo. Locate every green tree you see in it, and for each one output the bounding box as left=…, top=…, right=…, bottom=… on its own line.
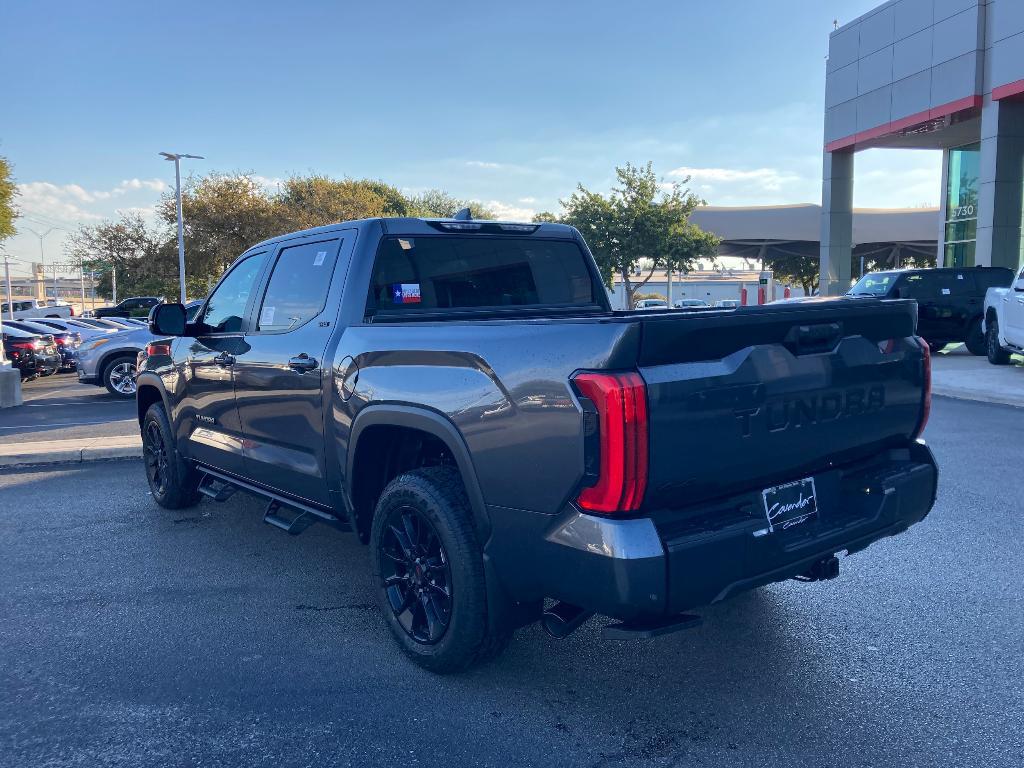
left=0, top=154, right=18, bottom=243
left=405, top=189, right=495, bottom=219
left=560, top=162, right=720, bottom=307
left=158, top=173, right=281, bottom=298
left=277, top=176, right=394, bottom=231
left=66, top=213, right=171, bottom=299
left=764, top=252, right=820, bottom=295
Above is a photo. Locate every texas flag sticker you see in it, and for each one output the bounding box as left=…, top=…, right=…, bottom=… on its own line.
left=391, top=283, right=421, bottom=304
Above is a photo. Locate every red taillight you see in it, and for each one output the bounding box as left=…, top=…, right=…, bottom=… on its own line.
left=913, top=336, right=931, bottom=439
left=572, top=371, right=649, bottom=513
left=10, top=341, right=36, bottom=351
left=145, top=342, right=172, bottom=357
left=69, top=307, right=75, bottom=316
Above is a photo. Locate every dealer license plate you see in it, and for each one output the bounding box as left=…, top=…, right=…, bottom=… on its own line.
left=760, top=477, right=818, bottom=534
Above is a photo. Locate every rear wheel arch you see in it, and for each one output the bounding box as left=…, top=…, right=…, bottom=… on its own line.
left=347, top=406, right=490, bottom=545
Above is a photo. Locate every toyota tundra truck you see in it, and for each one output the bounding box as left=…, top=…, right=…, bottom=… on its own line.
left=137, top=214, right=938, bottom=672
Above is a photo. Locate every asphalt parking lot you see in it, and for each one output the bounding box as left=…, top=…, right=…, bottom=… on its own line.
left=0, top=374, right=136, bottom=443
left=1, top=396, right=1022, bottom=768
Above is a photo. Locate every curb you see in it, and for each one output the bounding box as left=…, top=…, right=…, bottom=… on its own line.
left=0, top=438, right=142, bottom=468
left=932, top=387, right=1024, bottom=409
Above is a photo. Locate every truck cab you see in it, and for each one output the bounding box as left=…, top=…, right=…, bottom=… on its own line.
left=983, top=265, right=1024, bottom=364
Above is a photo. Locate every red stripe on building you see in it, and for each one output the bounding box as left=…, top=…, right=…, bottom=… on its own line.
left=993, top=80, right=1024, bottom=101
left=825, top=95, right=983, bottom=152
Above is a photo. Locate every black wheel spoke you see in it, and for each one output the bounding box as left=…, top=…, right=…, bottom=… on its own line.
left=426, top=580, right=450, bottom=599
left=388, top=523, right=413, bottom=558
left=402, top=512, right=420, bottom=553
left=378, top=502, right=453, bottom=645
left=419, top=591, right=442, bottom=642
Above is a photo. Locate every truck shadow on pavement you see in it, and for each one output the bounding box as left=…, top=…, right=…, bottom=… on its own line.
left=0, top=463, right=950, bottom=767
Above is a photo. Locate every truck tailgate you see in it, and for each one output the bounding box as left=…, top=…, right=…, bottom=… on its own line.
left=636, top=299, right=926, bottom=509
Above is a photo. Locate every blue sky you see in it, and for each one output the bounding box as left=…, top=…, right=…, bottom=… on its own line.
left=1, top=0, right=941, bottom=274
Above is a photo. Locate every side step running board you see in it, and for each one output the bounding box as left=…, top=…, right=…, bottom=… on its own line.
left=195, top=466, right=349, bottom=534
left=602, top=613, right=703, bottom=640
left=263, top=500, right=316, bottom=536
left=198, top=474, right=236, bottom=502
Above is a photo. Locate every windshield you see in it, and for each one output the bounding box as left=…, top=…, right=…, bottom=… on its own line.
left=849, top=272, right=897, bottom=296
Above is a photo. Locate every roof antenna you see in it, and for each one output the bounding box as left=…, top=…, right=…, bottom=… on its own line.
left=453, top=207, right=472, bottom=221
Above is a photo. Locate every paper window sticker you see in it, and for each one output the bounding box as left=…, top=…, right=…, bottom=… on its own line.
left=957, top=274, right=964, bottom=279
left=260, top=306, right=276, bottom=325
left=314, top=251, right=326, bottom=266
left=941, top=288, right=950, bottom=295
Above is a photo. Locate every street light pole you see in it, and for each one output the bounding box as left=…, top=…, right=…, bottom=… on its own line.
left=22, top=227, right=56, bottom=299
left=160, top=152, right=203, bottom=304
left=0, top=252, right=10, bottom=366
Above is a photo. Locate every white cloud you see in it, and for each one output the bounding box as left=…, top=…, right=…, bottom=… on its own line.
left=668, top=165, right=803, bottom=192
left=16, top=182, right=106, bottom=224
left=485, top=200, right=536, bottom=221
left=466, top=161, right=502, bottom=169
left=517, top=196, right=536, bottom=204
left=117, top=178, right=166, bottom=194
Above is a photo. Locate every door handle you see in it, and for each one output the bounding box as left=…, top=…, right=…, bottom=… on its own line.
left=214, top=352, right=235, bottom=367
left=288, top=354, right=319, bottom=373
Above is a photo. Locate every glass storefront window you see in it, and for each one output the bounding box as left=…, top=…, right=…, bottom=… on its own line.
left=943, top=143, right=980, bottom=267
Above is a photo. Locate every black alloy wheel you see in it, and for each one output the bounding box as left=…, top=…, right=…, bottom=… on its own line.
left=143, top=419, right=170, bottom=497
left=379, top=505, right=453, bottom=644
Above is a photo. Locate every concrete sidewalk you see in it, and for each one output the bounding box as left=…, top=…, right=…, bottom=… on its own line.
left=932, top=344, right=1024, bottom=408
left=0, top=435, right=141, bottom=467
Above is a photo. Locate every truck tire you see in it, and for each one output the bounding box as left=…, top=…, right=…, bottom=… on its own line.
left=103, top=354, right=138, bottom=398
left=370, top=466, right=510, bottom=673
left=141, top=402, right=202, bottom=509
left=986, top=320, right=1011, bottom=365
left=965, top=319, right=986, bottom=356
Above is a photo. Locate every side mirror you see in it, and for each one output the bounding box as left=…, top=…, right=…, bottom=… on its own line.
left=897, top=286, right=911, bottom=299
left=149, top=303, right=187, bottom=336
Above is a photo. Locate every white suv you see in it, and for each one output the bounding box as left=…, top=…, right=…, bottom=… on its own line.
left=983, top=265, right=1024, bottom=364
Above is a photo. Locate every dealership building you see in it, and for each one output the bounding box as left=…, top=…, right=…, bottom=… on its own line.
left=821, top=0, right=1024, bottom=293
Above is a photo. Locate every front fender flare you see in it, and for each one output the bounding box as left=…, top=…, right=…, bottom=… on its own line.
left=135, top=371, right=171, bottom=424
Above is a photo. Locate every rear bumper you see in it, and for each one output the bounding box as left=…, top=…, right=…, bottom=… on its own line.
left=485, top=442, right=938, bottom=621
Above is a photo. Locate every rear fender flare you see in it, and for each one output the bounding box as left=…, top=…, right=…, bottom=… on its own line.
left=347, top=404, right=490, bottom=540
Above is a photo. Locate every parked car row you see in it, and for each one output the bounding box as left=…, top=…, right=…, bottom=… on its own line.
left=76, top=300, right=204, bottom=397
left=0, top=314, right=154, bottom=382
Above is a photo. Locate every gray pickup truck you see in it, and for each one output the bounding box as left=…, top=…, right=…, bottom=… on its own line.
left=138, top=215, right=938, bottom=672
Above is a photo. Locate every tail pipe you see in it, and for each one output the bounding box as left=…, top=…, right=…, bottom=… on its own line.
left=541, top=602, right=593, bottom=639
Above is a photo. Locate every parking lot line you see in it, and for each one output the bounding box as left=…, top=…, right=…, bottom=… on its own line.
left=0, top=418, right=136, bottom=430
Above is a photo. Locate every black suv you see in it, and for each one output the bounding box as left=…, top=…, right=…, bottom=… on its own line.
left=94, top=296, right=164, bottom=319
left=848, top=266, right=1015, bottom=354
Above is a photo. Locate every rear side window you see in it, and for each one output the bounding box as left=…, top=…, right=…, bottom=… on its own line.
left=366, top=236, right=598, bottom=315
left=257, top=239, right=341, bottom=332
left=900, top=272, right=946, bottom=299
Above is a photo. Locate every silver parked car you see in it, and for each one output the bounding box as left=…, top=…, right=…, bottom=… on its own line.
left=76, top=300, right=203, bottom=397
